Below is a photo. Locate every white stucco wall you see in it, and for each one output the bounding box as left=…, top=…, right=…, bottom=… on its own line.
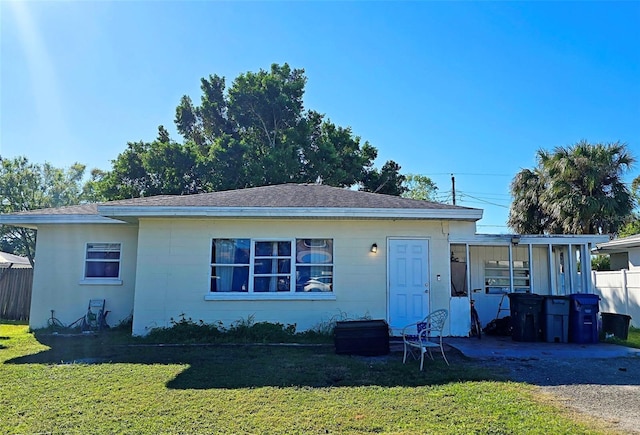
left=131, top=217, right=463, bottom=336
left=628, top=248, right=640, bottom=270
left=610, top=253, right=629, bottom=271
left=29, top=223, right=138, bottom=329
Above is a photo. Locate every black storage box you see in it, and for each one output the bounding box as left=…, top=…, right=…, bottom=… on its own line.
left=334, top=319, right=390, bottom=356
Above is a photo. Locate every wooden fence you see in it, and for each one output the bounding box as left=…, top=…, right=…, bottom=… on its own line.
left=0, top=268, right=33, bottom=321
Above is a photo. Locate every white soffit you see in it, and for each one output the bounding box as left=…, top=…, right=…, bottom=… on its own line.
left=98, top=205, right=484, bottom=221
left=450, top=234, right=609, bottom=245
left=596, top=235, right=640, bottom=250
left=0, top=215, right=122, bottom=227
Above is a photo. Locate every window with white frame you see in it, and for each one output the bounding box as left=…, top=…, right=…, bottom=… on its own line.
left=484, top=260, right=530, bottom=294
left=211, top=238, right=333, bottom=293
left=84, top=243, right=121, bottom=279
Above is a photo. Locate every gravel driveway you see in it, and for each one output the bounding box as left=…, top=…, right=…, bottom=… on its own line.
left=476, top=356, right=640, bottom=434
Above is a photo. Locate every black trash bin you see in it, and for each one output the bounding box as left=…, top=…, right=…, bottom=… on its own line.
left=601, top=312, right=632, bottom=340
left=334, top=319, right=390, bottom=356
left=543, top=295, right=570, bottom=343
left=569, top=294, right=600, bottom=344
left=508, top=293, right=544, bottom=342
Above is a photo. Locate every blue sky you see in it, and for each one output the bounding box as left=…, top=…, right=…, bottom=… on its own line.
left=1, top=1, right=639, bottom=233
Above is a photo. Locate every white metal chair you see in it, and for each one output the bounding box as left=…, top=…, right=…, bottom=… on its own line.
left=402, top=309, right=449, bottom=370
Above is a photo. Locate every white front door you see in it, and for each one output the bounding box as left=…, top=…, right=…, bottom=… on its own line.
left=388, top=238, right=430, bottom=332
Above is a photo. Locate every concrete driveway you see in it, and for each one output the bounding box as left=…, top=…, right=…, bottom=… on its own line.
left=446, top=335, right=640, bottom=359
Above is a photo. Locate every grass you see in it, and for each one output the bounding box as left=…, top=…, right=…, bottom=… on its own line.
left=627, top=327, right=640, bottom=347
left=608, top=326, right=640, bottom=348
left=0, top=324, right=617, bottom=434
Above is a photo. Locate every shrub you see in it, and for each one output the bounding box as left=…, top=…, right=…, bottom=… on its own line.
left=592, top=255, right=611, bottom=271
left=142, top=314, right=334, bottom=344
left=225, top=315, right=298, bottom=343
left=143, top=314, right=224, bottom=344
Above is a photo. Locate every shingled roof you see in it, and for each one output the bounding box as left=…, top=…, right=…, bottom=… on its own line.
left=9, top=203, right=100, bottom=216
left=100, top=184, right=470, bottom=209
left=0, top=184, right=483, bottom=225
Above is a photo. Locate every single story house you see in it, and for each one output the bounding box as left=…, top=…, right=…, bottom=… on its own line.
left=0, top=251, right=32, bottom=269
left=593, top=234, right=640, bottom=270
left=0, top=184, right=608, bottom=336
left=591, top=234, right=640, bottom=327
left=0, top=251, right=34, bottom=321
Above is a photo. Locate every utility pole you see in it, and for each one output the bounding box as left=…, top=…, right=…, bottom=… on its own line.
left=451, top=174, right=456, bottom=205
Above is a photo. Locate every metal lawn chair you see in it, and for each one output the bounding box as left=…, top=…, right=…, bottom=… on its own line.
left=402, top=309, right=449, bottom=370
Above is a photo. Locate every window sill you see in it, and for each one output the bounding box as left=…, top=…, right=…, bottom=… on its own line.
left=204, top=293, right=337, bottom=301
left=79, top=279, right=123, bottom=286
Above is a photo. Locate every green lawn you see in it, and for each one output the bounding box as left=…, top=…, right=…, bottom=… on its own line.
left=0, top=324, right=614, bottom=434
left=629, top=327, right=640, bottom=347
left=610, top=326, right=640, bottom=348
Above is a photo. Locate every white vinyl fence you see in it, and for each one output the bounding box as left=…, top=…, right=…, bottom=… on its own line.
left=592, top=270, right=640, bottom=328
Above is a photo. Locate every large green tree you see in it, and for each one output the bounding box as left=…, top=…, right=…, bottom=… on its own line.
left=508, top=141, right=635, bottom=235
left=617, top=215, right=640, bottom=237
left=99, top=63, right=400, bottom=199
left=617, top=175, right=640, bottom=236
left=0, top=156, right=88, bottom=264
left=359, top=160, right=407, bottom=196
left=401, top=174, right=439, bottom=201
left=94, top=134, right=205, bottom=199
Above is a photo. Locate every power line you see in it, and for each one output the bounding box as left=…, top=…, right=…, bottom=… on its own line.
left=477, top=224, right=510, bottom=229
left=457, top=190, right=512, bottom=198
left=433, top=188, right=511, bottom=208
left=422, top=172, right=513, bottom=177
left=457, top=192, right=510, bottom=209
left=411, top=172, right=516, bottom=210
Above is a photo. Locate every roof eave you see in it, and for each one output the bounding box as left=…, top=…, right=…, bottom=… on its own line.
left=98, top=206, right=483, bottom=221
left=593, top=245, right=640, bottom=254
left=0, top=215, right=125, bottom=228
left=594, top=236, right=640, bottom=252
left=451, top=234, right=610, bottom=245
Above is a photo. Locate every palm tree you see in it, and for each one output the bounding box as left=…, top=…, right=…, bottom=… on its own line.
left=508, top=168, right=547, bottom=234
left=633, top=175, right=640, bottom=198
left=617, top=175, right=640, bottom=236
left=508, top=141, right=635, bottom=235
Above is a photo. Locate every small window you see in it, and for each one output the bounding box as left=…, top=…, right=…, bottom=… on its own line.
left=484, top=260, right=530, bottom=294
left=254, top=241, right=292, bottom=292
left=211, top=239, right=250, bottom=292
left=85, top=243, right=121, bottom=279
left=295, top=239, right=333, bottom=292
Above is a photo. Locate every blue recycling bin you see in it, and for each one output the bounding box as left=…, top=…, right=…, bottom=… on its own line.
left=569, top=294, right=600, bottom=344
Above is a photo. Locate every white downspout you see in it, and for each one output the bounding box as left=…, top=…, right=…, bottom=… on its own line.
left=508, top=243, right=514, bottom=292
left=548, top=244, right=556, bottom=295
left=528, top=243, right=534, bottom=293
left=567, top=243, right=574, bottom=293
